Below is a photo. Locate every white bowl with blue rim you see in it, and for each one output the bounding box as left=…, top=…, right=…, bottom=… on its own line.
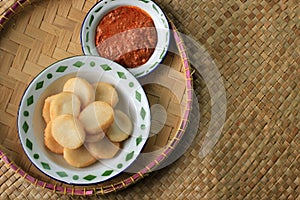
left=81, top=0, right=170, bottom=78
left=17, top=55, right=150, bottom=185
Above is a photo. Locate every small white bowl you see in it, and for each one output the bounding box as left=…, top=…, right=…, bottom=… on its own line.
left=17, top=56, right=150, bottom=185
left=81, top=0, right=170, bottom=78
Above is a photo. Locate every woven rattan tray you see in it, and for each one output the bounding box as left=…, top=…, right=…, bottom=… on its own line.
left=1, top=0, right=299, bottom=199
left=0, top=0, right=192, bottom=196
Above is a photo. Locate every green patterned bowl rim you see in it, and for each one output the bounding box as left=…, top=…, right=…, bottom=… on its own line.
left=17, top=55, right=151, bottom=185
left=80, top=0, right=170, bottom=78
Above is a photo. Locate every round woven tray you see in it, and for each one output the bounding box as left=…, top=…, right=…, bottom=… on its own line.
left=1, top=0, right=299, bottom=199
left=0, top=0, right=193, bottom=197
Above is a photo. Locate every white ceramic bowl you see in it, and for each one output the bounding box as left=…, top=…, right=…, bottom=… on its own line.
left=17, top=56, right=150, bottom=185
left=81, top=0, right=170, bottom=78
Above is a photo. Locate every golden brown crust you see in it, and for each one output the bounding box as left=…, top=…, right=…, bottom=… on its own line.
left=42, top=95, right=57, bottom=123
left=44, top=121, right=64, bottom=154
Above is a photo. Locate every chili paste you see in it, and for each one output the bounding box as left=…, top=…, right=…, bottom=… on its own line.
left=95, top=6, right=157, bottom=68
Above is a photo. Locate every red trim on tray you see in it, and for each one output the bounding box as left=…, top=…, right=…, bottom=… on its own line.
left=0, top=21, right=5, bottom=29
left=103, top=186, right=114, bottom=194
left=132, top=173, right=140, bottom=180
left=121, top=180, right=126, bottom=188
left=47, top=183, right=54, bottom=190
left=26, top=174, right=35, bottom=183
left=130, top=176, right=135, bottom=183
left=163, top=147, right=172, bottom=155
left=16, top=1, right=25, bottom=9
left=74, top=188, right=84, bottom=195
left=111, top=184, right=116, bottom=192
left=10, top=164, right=18, bottom=171
left=0, top=0, right=28, bottom=30
left=9, top=7, right=17, bottom=14
left=56, top=185, right=63, bottom=193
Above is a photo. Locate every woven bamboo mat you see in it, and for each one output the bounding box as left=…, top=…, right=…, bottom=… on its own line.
left=1, top=0, right=299, bottom=199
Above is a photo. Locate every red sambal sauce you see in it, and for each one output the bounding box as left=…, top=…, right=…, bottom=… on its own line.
left=95, top=6, right=158, bottom=68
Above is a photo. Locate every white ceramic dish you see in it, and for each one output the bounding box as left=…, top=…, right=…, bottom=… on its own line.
left=81, top=0, right=170, bottom=78
left=17, top=56, right=150, bottom=185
